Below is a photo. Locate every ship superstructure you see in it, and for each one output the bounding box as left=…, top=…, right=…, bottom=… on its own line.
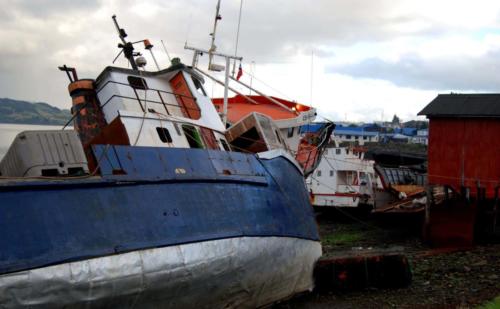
left=0, top=14, right=321, bottom=308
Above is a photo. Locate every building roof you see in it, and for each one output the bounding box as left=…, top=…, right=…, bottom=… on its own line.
left=418, top=94, right=500, bottom=118
left=334, top=127, right=379, bottom=136
left=300, top=123, right=328, bottom=133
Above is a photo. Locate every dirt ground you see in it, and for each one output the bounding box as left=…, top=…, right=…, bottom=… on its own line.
left=274, top=209, right=500, bottom=308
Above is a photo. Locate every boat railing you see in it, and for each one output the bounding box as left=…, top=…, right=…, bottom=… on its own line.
left=337, top=184, right=360, bottom=192
left=96, top=80, right=201, bottom=118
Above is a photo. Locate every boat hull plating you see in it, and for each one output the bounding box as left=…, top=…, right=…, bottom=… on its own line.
left=0, top=237, right=321, bottom=308
left=0, top=147, right=320, bottom=307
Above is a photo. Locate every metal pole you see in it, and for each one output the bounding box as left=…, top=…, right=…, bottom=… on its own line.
left=148, top=49, right=160, bottom=70
left=209, top=0, right=222, bottom=69
left=424, top=185, right=432, bottom=241
left=222, top=57, right=230, bottom=126
left=161, top=40, right=172, bottom=62
left=232, top=0, right=244, bottom=77
left=192, top=52, right=199, bottom=68
left=249, top=61, right=254, bottom=95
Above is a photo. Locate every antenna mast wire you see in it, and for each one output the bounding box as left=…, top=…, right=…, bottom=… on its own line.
left=232, top=0, right=244, bottom=76
left=161, top=40, right=172, bottom=62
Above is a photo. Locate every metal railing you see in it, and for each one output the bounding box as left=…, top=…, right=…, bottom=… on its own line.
left=96, top=80, right=201, bottom=118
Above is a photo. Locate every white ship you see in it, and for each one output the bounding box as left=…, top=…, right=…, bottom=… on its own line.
left=307, top=137, right=383, bottom=208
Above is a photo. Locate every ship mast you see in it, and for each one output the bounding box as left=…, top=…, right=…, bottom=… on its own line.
left=208, top=0, right=222, bottom=71
left=185, top=0, right=244, bottom=126
left=112, top=15, right=138, bottom=70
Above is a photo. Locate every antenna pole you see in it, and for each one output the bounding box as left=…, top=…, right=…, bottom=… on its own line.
left=232, top=0, right=244, bottom=77
left=112, top=15, right=138, bottom=70
left=310, top=50, right=314, bottom=106
left=208, top=0, right=222, bottom=70
left=222, top=56, right=230, bottom=126
left=161, top=40, right=172, bottom=62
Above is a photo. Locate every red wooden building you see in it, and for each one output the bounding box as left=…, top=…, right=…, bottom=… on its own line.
left=419, top=94, right=500, bottom=246
left=419, top=94, right=500, bottom=200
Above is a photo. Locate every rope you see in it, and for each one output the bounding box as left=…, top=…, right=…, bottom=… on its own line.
left=241, top=70, right=295, bottom=101
left=427, top=173, right=500, bottom=185
left=133, top=70, right=148, bottom=146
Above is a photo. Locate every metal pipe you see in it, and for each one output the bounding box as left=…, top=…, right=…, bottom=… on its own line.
left=112, top=15, right=126, bottom=44
left=194, top=68, right=259, bottom=105
left=161, top=40, right=172, bottom=62
left=208, top=0, right=222, bottom=69
left=230, top=77, right=295, bottom=112
left=232, top=0, right=244, bottom=77
left=148, top=49, right=160, bottom=71
left=185, top=44, right=243, bottom=61
left=191, top=52, right=199, bottom=68
left=222, top=57, right=230, bottom=126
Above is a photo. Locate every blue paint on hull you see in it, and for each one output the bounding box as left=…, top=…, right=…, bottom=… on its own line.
left=0, top=146, right=318, bottom=275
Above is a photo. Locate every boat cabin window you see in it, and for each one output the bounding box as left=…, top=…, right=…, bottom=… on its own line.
left=346, top=149, right=349, bottom=155
left=128, top=76, right=148, bottom=90
left=317, top=170, right=322, bottom=177
left=346, top=171, right=357, bottom=185
left=191, top=76, right=207, bottom=96
left=287, top=127, right=294, bottom=138
left=275, top=130, right=282, bottom=144
left=156, top=127, right=172, bottom=143
left=336, top=149, right=341, bottom=155
left=346, top=135, right=351, bottom=140
left=220, top=139, right=230, bottom=151
left=330, top=170, right=334, bottom=177
left=182, top=125, right=204, bottom=149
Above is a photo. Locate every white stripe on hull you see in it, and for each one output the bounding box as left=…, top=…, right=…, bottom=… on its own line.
left=0, top=237, right=321, bottom=308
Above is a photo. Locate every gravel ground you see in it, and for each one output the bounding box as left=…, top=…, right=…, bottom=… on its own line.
left=274, top=209, right=500, bottom=308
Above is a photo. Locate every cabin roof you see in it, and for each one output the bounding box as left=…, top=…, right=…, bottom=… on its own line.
left=418, top=93, right=500, bottom=118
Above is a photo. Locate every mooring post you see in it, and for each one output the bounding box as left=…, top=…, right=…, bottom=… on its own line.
left=423, top=185, right=432, bottom=240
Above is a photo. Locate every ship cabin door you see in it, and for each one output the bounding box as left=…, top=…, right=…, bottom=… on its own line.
left=169, top=72, right=201, bottom=120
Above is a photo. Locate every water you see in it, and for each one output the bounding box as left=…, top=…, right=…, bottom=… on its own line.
left=0, top=123, right=64, bottom=160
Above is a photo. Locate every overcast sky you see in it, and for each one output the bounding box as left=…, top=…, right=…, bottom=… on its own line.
left=2, top=0, right=500, bottom=122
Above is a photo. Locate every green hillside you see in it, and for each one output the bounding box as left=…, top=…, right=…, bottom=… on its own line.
left=0, top=98, right=71, bottom=125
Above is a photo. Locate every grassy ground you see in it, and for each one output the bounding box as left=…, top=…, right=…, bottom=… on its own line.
left=275, top=208, right=500, bottom=308
left=480, top=296, right=500, bottom=309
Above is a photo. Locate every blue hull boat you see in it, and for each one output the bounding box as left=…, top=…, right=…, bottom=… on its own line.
left=0, top=13, right=322, bottom=308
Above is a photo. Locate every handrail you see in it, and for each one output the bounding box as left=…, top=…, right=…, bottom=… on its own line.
left=96, top=80, right=195, bottom=101
left=96, top=80, right=201, bottom=117
left=100, top=94, right=201, bottom=113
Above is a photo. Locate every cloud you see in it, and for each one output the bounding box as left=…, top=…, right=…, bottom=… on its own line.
left=6, top=0, right=102, bottom=17
left=330, top=49, right=500, bottom=91
left=1, top=0, right=500, bottom=121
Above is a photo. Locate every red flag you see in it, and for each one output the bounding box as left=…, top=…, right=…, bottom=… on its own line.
left=236, top=64, right=243, bottom=80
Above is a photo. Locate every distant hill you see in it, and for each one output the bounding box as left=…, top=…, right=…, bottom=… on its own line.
left=0, top=98, right=71, bottom=125
left=402, top=120, right=429, bottom=130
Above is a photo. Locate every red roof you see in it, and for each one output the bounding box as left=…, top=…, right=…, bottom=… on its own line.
left=212, top=95, right=311, bottom=123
